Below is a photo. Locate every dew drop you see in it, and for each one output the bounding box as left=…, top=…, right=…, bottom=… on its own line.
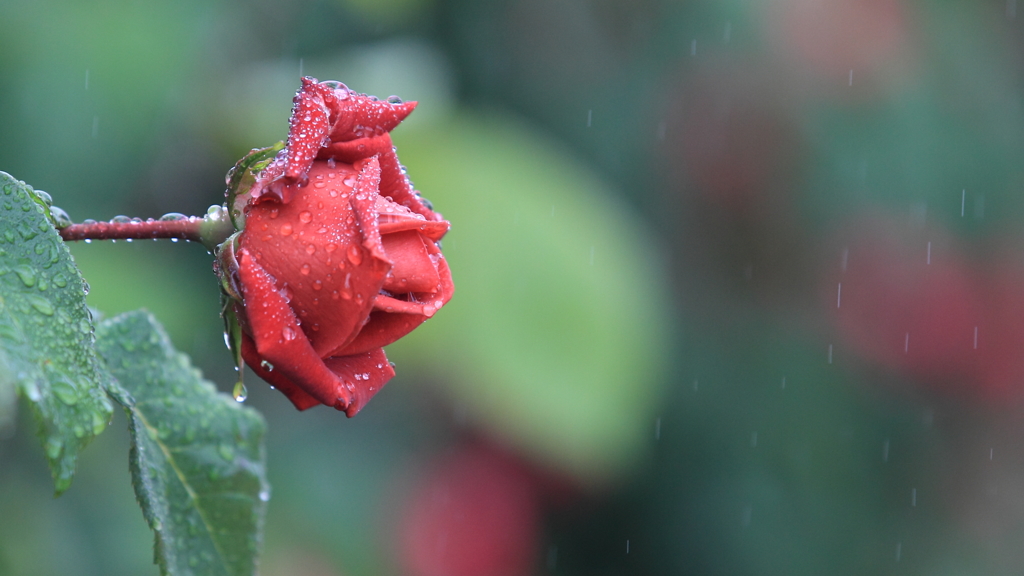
left=312, top=280, right=322, bottom=290
left=282, top=326, right=297, bottom=341
left=13, top=265, right=35, bottom=287
left=300, top=264, right=311, bottom=275
left=347, top=246, right=363, bottom=265
left=298, top=211, right=312, bottom=224
left=50, top=206, right=72, bottom=228
left=260, top=360, right=274, bottom=372
left=305, top=244, right=316, bottom=255
left=27, top=294, right=54, bottom=316
left=340, top=274, right=353, bottom=299
left=233, top=381, right=248, bottom=402
left=44, top=437, right=63, bottom=459
left=326, top=243, right=337, bottom=252
left=51, top=379, right=79, bottom=405
left=280, top=223, right=293, bottom=236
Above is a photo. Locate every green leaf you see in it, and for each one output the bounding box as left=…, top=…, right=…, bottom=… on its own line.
left=0, top=171, right=114, bottom=494
left=392, top=114, right=671, bottom=482
left=0, top=347, right=15, bottom=432
left=96, top=310, right=268, bottom=576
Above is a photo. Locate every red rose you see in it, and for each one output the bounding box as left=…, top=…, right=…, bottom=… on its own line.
left=231, top=156, right=452, bottom=415
left=218, top=79, right=453, bottom=416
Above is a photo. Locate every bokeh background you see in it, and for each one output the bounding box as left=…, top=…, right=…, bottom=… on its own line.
left=3, top=0, right=1024, bottom=574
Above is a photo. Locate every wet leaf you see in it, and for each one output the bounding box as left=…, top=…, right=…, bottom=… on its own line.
left=96, top=311, right=268, bottom=576
left=0, top=171, right=114, bottom=494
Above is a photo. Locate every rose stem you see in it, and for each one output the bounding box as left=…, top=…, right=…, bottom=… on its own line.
left=58, top=207, right=236, bottom=252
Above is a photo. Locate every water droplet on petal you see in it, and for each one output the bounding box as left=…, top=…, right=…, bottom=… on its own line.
left=298, top=211, right=312, bottom=224
left=340, top=273, right=353, bottom=299
left=300, top=264, right=311, bottom=275
left=347, top=246, right=363, bottom=265
left=280, top=223, right=293, bottom=236
left=260, top=360, right=274, bottom=372
left=282, top=326, right=297, bottom=341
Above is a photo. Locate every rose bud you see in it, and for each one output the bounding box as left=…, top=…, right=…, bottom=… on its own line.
left=216, top=80, right=453, bottom=416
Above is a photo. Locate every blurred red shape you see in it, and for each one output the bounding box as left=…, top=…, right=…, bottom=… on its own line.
left=766, top=0, right=913, bottom=83
left=397, top=444, right=541, bottom=576
left=828, top=215, right=1024, bottom=400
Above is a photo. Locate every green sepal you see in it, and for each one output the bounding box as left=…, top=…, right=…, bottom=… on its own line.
left=214, top=231, right=246, bottom=384
left=224, top=142, right=284, bottom=230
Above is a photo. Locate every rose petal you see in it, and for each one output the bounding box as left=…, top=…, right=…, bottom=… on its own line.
left=330, top=249, right=454, bottom=357
left=237, top=248, right=353, bottom=409
left=319, top=133, right=439, bottom=222
left=284, top=77, right=332, bottom=182
left=241, top=157, right=391, bottom=357
left=329, top=98, right=417, bottom=141
left=375, top=147, right=441, bottom=221
left=382, top=230, right=441, bottom=293
left=377, top=195, right=450, bottom=242
left=320, top=134, right=396, bottom=164
left=240, top=332, right=320, bottom=410
left=322, top=348, right=396, bottom=417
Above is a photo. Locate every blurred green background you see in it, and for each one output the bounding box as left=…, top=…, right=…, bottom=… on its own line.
left=4, top=0, right=1024, bottom=574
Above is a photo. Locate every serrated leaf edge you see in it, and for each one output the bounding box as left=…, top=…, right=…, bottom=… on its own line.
left=130, top=402, right=234, bottom=572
